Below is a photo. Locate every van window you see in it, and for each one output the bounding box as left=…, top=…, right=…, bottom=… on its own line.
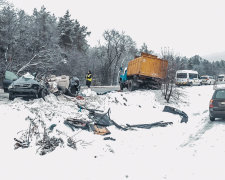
left=177, top=73, right=187, bottom=78
left=189, top=73, right=198, bottom=79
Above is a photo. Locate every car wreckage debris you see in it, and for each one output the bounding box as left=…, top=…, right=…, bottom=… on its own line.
left=64, top=119, right=89, bottom=131
left=89, top=124, right=111, bottom=135
left=77, top=104, right=104, bottom=113
left=103, top=137, right=116, bottom=141
left=163, top=105, right=188, bottom=123
left=126, top=121, right=173, bottom=129
left=88, top=108, right=128, bottom=131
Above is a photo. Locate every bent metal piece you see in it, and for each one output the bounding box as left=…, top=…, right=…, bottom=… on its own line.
left=126, top=121, right=173, bottom=129
left=163, top=105, right=188, bottom=123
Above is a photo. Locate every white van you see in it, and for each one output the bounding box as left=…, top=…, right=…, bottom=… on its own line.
left=175, top=70, right=201, bottom=86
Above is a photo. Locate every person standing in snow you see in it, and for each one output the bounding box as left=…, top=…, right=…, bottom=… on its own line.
left=85, top=70, right=92, bottom=88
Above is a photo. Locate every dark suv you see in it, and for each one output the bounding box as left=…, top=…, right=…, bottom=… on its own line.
left=209, top=87, right=225, bottom=121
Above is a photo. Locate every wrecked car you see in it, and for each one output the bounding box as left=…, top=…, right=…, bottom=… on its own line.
left=48, top=75, right=80, bottom=96
left=8, top=72, right=49, bottom=100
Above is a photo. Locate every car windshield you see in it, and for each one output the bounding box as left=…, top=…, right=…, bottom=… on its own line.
left=189, top=73, right=198, bottom=79
left=200, top=76, right=208, bottom=79
left=214, top=90, right=225, bottom=99
left=218, top=75, right=224, bottom=78
left=177, top=73, right=187, bottom=78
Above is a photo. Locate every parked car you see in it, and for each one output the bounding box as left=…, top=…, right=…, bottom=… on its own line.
left=8, top=72, right=49, bottom=100
left=2, top=71, right=18, bottom=92
left=217, top=74, right=225, bottom=83
left=200, top=75, right=215, bottom=85
left=175, top=70, right=201, bottom=86
left=209, top=85, right=225, bottom=121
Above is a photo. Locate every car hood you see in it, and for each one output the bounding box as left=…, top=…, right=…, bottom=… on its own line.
left=12, top=76, right=40, bottom=86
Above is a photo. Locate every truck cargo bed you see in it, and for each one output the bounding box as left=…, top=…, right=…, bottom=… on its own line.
left=127, top=53, right=168, bottom=79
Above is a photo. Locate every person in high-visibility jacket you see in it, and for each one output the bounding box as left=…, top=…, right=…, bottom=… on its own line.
left=85, top=70, right=92, bottom=88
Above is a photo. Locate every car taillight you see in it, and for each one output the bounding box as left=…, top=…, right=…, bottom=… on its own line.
left=209, top=99, right=214, bottom=108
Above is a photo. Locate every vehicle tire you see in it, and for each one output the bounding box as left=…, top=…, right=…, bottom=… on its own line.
left=128, top=80, right=134, bottom=91
left=156, top=82, right=162, bottom=90
left=210, top=116, right=215, bottom=121
left=3, top=88, right=8, bottom=93
left=189, top=82, right=193, bottom=86
left=40, top=89, right=48, bottom=99
left=120, top=83, right=124, bottom=90
left=9, top=93, right=14, bottom=101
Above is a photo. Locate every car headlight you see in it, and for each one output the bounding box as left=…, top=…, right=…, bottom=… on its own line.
left=8, top=84, right=14, bottom=89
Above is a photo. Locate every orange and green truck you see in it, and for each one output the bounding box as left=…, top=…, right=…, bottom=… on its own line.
left=119, top=53, right=168, bottom=91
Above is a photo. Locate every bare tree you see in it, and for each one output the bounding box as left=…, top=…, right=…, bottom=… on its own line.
left=161, top=47, right=183, bottom=103
left=97, top=29, right=136, bottom=85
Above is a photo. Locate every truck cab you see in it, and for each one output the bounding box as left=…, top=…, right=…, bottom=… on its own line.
left=119, top=68, right=127, bottom=90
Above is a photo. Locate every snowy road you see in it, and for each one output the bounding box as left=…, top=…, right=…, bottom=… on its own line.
left=1, top=85, right=225, bottom=180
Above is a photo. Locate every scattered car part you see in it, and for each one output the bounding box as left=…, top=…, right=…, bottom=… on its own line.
left=104, top=137, right=116, bottom=141
left=163, top=105, right=188, bottom=123
left=64, top=119, right=89, bottom=131
left=126, top=121, right=173, bottom=129
left=89, top=124, right=111, bottom=135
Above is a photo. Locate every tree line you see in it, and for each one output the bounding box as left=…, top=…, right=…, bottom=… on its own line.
left=0, top=0, right=225, bottom=85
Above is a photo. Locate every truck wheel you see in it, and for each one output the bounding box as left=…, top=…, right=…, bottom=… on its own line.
left=9, top=93, right=14, bottom=101
left=120, top=83, right=124, bottom=90
left=210, top=116, right=215, bottom=121
left=128, top=80, right=134, bottom=91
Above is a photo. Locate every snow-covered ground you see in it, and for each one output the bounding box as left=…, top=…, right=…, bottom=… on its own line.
left=0, top=85, right=224, bottom=180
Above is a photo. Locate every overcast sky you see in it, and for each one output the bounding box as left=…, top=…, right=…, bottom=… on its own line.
left=8, top=0, right=225, bottom=57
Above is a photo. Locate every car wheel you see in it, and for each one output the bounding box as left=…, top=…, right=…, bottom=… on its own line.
left=9, top=93, right=14, bottom=101
left=3, top=88, right=8, bottom=93
left=210, top=116, right=215, bottom=121
left=40, top=89, right=48, bottom=99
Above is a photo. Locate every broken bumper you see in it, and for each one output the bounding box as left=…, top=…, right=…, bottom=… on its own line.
left=9, top=88, right=38, bottom=98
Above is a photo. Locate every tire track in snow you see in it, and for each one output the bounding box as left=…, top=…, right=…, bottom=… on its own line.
left=180, top=117, right=216, bottom=147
